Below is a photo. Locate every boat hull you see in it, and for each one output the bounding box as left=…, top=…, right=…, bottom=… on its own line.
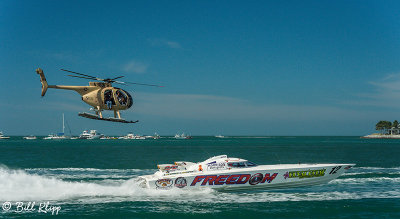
left=139, top=164, right=354, bottom=191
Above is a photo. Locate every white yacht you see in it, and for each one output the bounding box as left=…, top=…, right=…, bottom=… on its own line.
left=119, top=133, right=145, bottom=140
left=144, top=133, right=160, bottom=139
left=174, top=133, right=192, bottom=139
left=0, top=132, right=10, bottom=139
left=79, top=130, right=104, bottom=139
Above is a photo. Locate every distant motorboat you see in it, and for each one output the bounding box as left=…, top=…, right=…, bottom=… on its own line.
left=43, top=134, right=66, bottom=140
left=215, top=135, right=225, bottom=138
left=174, top=133, right=192, bottom=139
left=153, top=133, right=160, bottom=139
left=144, top=133, right=160, bottom=139
left=0, top=132, right=10, bottom=139
left=79, top=130, right=104, bottom=139
left=119, top=133, right=145, bottom=140
left=100, top=136, right=118, bottom=140
left=23, top=135, right=37, bottom=140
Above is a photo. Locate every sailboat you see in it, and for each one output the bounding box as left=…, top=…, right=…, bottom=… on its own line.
left=43, top=114, right=67, bottom=140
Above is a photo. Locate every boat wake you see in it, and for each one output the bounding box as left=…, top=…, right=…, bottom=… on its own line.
left=0, top=165, right=399, bottom=204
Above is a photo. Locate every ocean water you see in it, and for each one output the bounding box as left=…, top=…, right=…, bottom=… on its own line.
left=0, top=136, right=399, bottom=218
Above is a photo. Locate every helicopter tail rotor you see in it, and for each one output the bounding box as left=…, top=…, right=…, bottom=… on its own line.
left=36, top=68, right=49, bottom=97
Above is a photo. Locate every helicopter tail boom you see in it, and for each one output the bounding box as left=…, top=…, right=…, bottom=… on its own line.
left=36, top=68, right=48, bottom=96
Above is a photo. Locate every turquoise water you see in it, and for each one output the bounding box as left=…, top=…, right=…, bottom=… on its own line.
left=0, top=136, right=399, bottom=218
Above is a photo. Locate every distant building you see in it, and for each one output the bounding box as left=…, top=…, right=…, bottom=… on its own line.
left=388, top=127, right=400, bottom=135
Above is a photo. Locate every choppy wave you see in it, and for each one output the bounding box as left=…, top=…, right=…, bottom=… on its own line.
left=0, top=166, right=399, bottom=204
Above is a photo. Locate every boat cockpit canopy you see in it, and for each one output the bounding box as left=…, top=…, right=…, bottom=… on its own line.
left=228, top=161, right=258, bottom=168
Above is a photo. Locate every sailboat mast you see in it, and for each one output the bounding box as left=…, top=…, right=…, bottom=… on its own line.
left=62, top=113, right=65, bottom=134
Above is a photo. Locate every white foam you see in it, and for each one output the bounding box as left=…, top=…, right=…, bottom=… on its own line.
left=0, top=166, right=212, bottom=202
left=356, top=166, right=400, bottom=171
left=331, top=177, right=400, bottom=184
left=342, top=166, right=400, bottom=176
left=0, top=167, right=137, bottom=201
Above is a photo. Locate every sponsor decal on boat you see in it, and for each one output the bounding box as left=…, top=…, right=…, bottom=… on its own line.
left=249, top=173, right=263, bottom=185
left=174, top=177, right=187, bottom=188
left=155, top=178, right=173, bottom=189
left=163, top=171, right=194, bottom=176
left=284, top=169, right=326, bottom=179
left=329, top=166, right=342, bottom=174
left=190, top=173, right=278, bottom=186
left=206, top=161, right=226, bottom=171
left=164, top=166, right=178, bottom=170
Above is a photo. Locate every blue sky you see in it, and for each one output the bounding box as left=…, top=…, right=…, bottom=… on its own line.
left=1, top=0, right=400, bottom=136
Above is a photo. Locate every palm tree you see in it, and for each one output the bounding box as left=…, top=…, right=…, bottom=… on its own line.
left=384, top=121, right=392, bottom=134
left=393, top=120, right=399, bottom=128
left=376, top=120, right=392, bottom=135
left=392, top=120, right=399, bottom=135
left=376, top=121, right=385, bottom=134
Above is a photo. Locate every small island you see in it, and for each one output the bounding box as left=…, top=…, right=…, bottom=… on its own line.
left=362, top=120, right=400, bottom=139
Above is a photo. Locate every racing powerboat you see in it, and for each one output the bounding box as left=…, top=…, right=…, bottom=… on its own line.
left=138, top=155, right=354, bottom=190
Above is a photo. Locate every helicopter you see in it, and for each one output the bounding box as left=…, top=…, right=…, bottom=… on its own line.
left=35, top=68, right=162, bottom=123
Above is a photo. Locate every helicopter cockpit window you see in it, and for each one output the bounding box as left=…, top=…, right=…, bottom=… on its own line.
left=116, top=89, right=128, bottom=106
left=104, top=90, right=115, bottom=109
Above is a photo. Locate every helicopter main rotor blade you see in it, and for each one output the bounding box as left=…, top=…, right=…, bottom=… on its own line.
left=67, top=75, right=98, bottom=80
left=109, top=76, right=125, bottom=81
left=61, top=69, right=98, bottom=79
left=113, top=81, right=128, bottom=85
left=62, top=69, right=163, bottom=87
left=121, top=81, right=164, bottom=87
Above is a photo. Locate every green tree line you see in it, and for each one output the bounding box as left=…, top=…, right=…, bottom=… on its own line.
left=376, top=120, right=399, bottom=134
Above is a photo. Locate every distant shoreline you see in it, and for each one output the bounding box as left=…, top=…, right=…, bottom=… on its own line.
left=361, top=134, right=400, bottom=139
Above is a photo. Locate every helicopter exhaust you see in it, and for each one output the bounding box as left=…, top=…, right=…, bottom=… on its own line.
left=36, top=68, right=48, bottom=97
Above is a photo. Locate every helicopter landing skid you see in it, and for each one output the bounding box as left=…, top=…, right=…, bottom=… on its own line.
left=78, top=112, right=139, bottom=123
